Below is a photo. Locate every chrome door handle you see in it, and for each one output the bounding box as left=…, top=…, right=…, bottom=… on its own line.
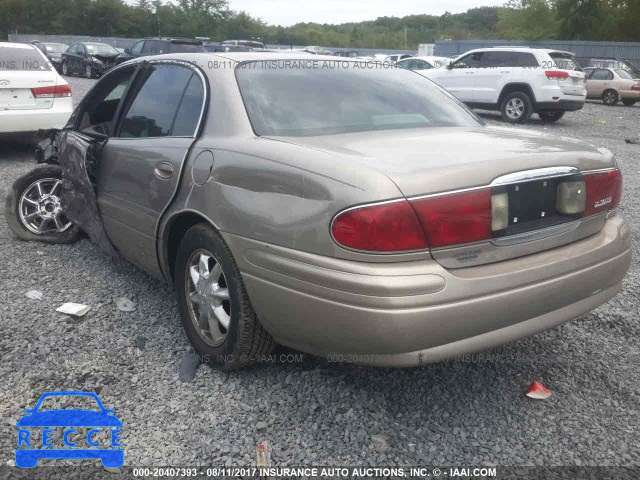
left=154, top=162, right=174, bottom=179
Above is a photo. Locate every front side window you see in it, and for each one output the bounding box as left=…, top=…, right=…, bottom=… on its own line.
left=592, top=69, right=613, bottom=80
left=480, top=51, right=513, bottom=68
left=130, top=41, right=144, bottom=56
left=119, top=64, right=197, bottom=138
left=236, top=60, right=481, bottom=137
left=85, top=43, right=119, bottom=56
left=77, top=66, right=137, bottom=135
left=452, top=52, right=483, bottom=69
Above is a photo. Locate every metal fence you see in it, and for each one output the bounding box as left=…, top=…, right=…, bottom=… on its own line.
left=435, top=39, right=640, bottom=67
left=7, top=34, right=417, bottom=56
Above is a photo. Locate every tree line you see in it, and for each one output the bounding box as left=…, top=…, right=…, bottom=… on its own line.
left=1, top=0, right=639, bottom=49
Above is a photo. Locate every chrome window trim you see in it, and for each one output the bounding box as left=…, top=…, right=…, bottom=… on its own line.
left=115, top=58, right=208, bottom=140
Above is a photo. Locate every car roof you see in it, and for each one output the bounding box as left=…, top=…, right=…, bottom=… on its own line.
left=465, top=47, right=574, bottom=55
left=0, top=42, right=37, bottom=50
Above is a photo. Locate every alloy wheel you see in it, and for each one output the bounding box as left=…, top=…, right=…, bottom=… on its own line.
left=18, top=178, right=72, bottom=235
left=185, top=249, right=231, bottom=347
left=603, top=91, right=618, bottom=105
left=62, top=62, right=68, bottom=75
left=85, top=64, right=92, bottom=78
left=505, top=98, right=525, bottom=120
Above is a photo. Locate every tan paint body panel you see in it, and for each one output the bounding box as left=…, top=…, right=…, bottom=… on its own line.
left=221, top=214, right=630, bottom=365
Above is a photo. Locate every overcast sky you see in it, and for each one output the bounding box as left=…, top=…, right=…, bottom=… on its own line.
left=227, top=0, right=505, bottom=26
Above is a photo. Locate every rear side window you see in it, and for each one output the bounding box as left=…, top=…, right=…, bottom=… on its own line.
left=172, top=74, right=205, bottom=136
left=0, top=47, right=51, bottom=71
left=119, top=64, right=197, bottom=138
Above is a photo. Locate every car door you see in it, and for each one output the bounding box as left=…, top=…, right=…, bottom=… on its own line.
left=436, top=51, right=483, bottom=103
left=474, top=51, right=515, bottom=104
left=96, top=61, right=206, bottom=275
left=65, top=44, right=78, bottom=73
left=140, top=40, right=157, bottom=57
left=75, top=44, right=88, bottom=74
left=587, top=68, right=613, bottom=97
left=129, top=40, right=144, bottom=58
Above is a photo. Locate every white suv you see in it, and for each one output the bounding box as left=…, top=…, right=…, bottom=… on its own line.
left=419, top=47, right=586, bottom=123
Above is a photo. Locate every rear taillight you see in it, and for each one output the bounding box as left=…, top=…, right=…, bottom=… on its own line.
left=631, top=84, right=640, bottom=91
left=410, top=189, right=492, bottom=248
left=583, top=169, right=622, bottom=216
left=331, top=200, right=428, bottom=252
left=332, top=169, right=622, bottom=253
left=545, top=70, right=569, bottom=79
left=31, top=84, right=72, bottom=98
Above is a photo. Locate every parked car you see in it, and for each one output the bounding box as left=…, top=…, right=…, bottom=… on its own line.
left=385, top=53, right=413, bottom=64
left=396, top=56, right=452, bottom=71
left=419, top=47, right=586, bottom=123
left=34, top=42, right=68, bottom=72
left=115, top=38, right=205, bottom=65
left=222, top=39, right=265, bottom=50
left=301, top=46, right=333, bottom=55
left=584, top=67, right=640, bottom=106
left=0, top=43, right=73, bottom=135
left=579, top=57, right=640, bottom=79
left=333, top=50, right=359, bottom=58
left=5, top=53, right=630, bottom=370
left=204, top=43, right=253, bottom=53
left=61, top=42, right=119, bottom=78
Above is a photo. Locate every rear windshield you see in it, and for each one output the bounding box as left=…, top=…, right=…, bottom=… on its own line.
left=45, top=44, right=68, bottom=53
left=236, top=60, right=482, bottom=137
left=168, top=43, right=205, bottom=53
left=548, top=52, right=582, bottom=71
left=616, top=69, right=634, bottom=80
left=0, top=47, right=51, bottom=71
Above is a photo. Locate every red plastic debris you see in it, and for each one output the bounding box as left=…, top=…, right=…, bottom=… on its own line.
left=526, top=381, right=552, bottom=400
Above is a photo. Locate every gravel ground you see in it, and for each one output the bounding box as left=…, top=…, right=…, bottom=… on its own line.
left=0, top=75, right=638, bottom=469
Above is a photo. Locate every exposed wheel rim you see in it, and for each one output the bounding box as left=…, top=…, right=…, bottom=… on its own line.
left=505, top=98, right=525, bottom=119
left=185, top=249, right=231, bottom=347
left=62, top=62, right=68, bottom=75
left=19, top=178, right=73, bottom=235
left=85, top=65, right=92, bottom=78
left=603, top=91, right=617, bottom=104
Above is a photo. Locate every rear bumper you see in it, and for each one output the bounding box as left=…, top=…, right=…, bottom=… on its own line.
left=536, top=99, right=585, bottom=112
left=225, top=213, right=631, bottom=366
left=0, top=98, right=72, bottom=133
left=619, top=90, right=640, bottom=100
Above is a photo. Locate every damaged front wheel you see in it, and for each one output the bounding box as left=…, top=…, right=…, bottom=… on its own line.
left=5, top=166, right=82, bottom=244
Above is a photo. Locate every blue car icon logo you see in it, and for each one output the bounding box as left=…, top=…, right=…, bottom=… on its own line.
left=15, top=391, right=123, bottom=468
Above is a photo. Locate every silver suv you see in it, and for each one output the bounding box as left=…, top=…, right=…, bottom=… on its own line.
left=420, top=47, right=587, bottom=123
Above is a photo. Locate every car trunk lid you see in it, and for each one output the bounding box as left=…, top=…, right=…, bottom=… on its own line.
left=0, top=70, right=60, bottom=111
left=269, top=126, right=618, bottom=267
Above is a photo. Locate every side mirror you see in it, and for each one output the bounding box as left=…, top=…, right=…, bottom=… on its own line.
left=446, top=63, right=454, bottom=70
left=124, top=48, right=130, bottom=55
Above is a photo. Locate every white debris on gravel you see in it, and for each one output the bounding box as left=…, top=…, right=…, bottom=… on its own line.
left=0, top=77, right=638, bottom=467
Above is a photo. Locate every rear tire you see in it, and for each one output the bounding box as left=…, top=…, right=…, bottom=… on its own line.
left=174, top=224, right=276, bottom=371
left=602, top=89, right=619, bottom=106
left=622, top=99, right=636, bottom=107
left=501, top=91, right=533, bottom=124
left=5, top=166, right=82, bottom=244
left=538, top=110, right=565, bottom=123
